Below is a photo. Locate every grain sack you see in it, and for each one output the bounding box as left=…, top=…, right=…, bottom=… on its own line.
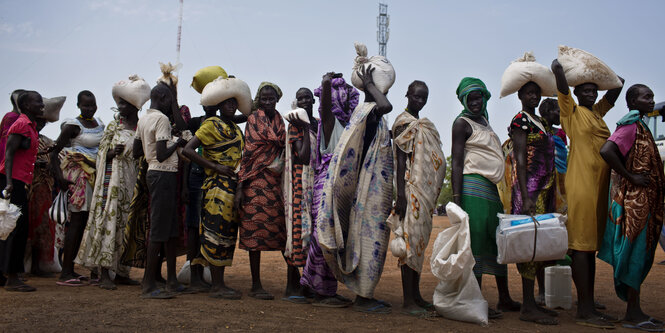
left=284, top=108, right=309, bottom=124
left=350, top=42, right=395, bottom=94
left=157, top=62, right=182, bottom=87
left=557, top=45, right=622, bottom=90
left=192, top=66, right=228, bottom=94
left=111, top=75, right=151, bottom=110
left=42, top=96, right=66, bottom=122
left=200, top=76, right=252, bottom=116
left=500, top=52, right=557, bottom=98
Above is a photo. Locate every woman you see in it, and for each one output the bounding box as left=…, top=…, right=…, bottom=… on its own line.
left=183, top=89, right=245, bottom=299
left=282, top=88, right=318, bottom=303
left=388, top=80, right=445, bottom=315
left=0, top=89, right=26, bottom=164
left=508, top=81, right=558, bottom=325
left=551, top=59, right=623, bottom=328
left=300, top=73, right=358, bottom=307
left=450, top=77, right=520, bottom=319
left=236, top=82, right=286, bottom=300
left=27, top=98, right=63, bottom=276
left=0, top=90, right=42, bottom=292
left=76, top=78, right=148, bottom=290
left=599, top=84, right=664, bottom=331
left=52, top=90, right=104, bottom=286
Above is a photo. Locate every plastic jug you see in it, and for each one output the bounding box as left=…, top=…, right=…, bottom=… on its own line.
left=545, top=265, right=572, bottom=310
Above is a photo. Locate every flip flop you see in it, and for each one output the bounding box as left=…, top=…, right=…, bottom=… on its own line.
left=488, top=308, right=503, bottom=319
left=353, top=302, right=392, bottom=314
left=497, top=300, right=522, bottom=312
left=312, top=296, right=351, bottom=308
left=88, top=278, right=100, bottom=286
left=248, top=290, right=274, bottom=300
left=167, top=285, right=197, bottom=295
left=623, top=318, right=665, bottom=332
left=281, top=295, right=310, bottom=304
left=520, top=312, right=559, bottom=325
left=5, top=284, right=36, bottom=292
left=209, top=289, right=242, bottom=300
left=575, top=317, right=615, bottom=329
left=401, top=308, right=436, bottom=318
left=99, top=280, right=117, bottom=291
left=56, top=278, right=86, bottom=287
left=140, top=289, right=175, bottom=299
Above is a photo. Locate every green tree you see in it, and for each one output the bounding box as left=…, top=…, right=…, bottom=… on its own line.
left=436, top=155, right=453, bottom=210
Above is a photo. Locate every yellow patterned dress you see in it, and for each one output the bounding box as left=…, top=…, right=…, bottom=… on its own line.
left=191, top=117, right=244, bottom=267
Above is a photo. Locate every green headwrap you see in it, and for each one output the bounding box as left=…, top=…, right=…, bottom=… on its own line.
left=253, top=81, right=283, bottom=111
left=455, top=77, right=491, bottom=120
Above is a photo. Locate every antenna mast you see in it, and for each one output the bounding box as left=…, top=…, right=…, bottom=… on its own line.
left=377, top=3, right=389, bottom=57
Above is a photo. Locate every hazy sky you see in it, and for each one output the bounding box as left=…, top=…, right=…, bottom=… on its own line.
left=1, top=0, right=663, bottom=153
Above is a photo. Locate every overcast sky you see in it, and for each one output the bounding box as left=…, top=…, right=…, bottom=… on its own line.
left=1, top=0, right=663, bottom=153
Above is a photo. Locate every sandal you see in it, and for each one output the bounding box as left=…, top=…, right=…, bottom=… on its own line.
left=248, top=290, right=274, bottom=300
left=623, top=318, right=665, bottom=332
left=140, top=289, right=175, bottom=299
left=312, top=296, right=352, bottom=308
left=575, top=317, right=615, bottom=329
left=281, top=295, right=310, bottom=304
left=353, top=302, right=392, bottom=314
left=520, top=312, right=559, bottom=325
left=56, top=278, right=86, bottom=287
left=209, top=289, right=242, bottom=300
left=402, top=308, right=436, bottom=318
left=5, top=284, right=36, bottom=292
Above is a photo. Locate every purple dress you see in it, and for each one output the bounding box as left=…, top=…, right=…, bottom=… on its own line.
left=300, top=78, right=358, bottom=296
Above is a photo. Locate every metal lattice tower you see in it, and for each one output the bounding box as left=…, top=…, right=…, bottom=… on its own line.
left=377, top=3, right=389, bottom=57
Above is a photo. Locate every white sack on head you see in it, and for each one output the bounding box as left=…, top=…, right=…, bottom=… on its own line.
left=200, top=76, right=252, bottom=116
left=157, top=62, right=182, bottom=87
left=285, top=108, right=309, bottom=124
left=557, top=45, right=623, bottom=90
left=350, top=42, right=395, bottom=94
left=42, top=96, right=66, bottom=122
left=112, top=75, right=151, bottom=110
left=500, top=52, right=557, bottom=98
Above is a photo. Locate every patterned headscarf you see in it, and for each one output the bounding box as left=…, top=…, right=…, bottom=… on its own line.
left=253, top=81, right=283, bottom=111
left=455, top=77, right=491, bottom=120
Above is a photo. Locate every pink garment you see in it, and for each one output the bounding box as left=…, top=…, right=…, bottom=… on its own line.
left=0, top=114, right=39, bottom=184
left=0, top=111, right=20, bottom=164
left=608, top=123, right=637, bottom=158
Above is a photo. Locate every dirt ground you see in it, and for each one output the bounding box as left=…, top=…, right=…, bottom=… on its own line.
left=1, top=216, right=664, bottom=332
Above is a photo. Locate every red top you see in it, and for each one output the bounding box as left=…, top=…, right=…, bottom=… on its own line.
left=0, top=114, right=39, bottom=184
left=0, top=111, right=20, bottom=164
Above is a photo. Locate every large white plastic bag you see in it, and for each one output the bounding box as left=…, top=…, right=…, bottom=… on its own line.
left=557, top=45, right=623, bottom=90
left=350, top=42, right=395, bottom=94
left=500, top=52, right=557, bottom=98
left=430, top=202, right=488, bottom=326
left=495, top=213, right=568, bottom=264
left=0, top=198, right=21, bottom=240
left=177, top=260, right=212, bottom=284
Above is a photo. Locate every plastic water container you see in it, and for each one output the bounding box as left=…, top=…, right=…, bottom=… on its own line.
left=545, top=265, right=572, bottom=310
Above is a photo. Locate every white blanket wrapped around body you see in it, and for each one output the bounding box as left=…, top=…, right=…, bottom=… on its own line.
left=496, top=213, right=568, bottom=264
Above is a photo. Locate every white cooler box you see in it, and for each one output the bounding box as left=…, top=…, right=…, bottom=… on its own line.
left=496, top=213, right=568, bottom=264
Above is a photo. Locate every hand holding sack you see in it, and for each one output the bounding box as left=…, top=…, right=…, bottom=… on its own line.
left=284, top=108, right=309, bottom=125
left=500, top=52, right=557, bottom=98
left=557, top=45, right=623, bottom=90
left=111, top=75, right=151, bottom=110
left=350, top=42, right=395, bottom=94
left=0, top=197, right=21, bottom=241
left=200, top=76, right=253, bottom=116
